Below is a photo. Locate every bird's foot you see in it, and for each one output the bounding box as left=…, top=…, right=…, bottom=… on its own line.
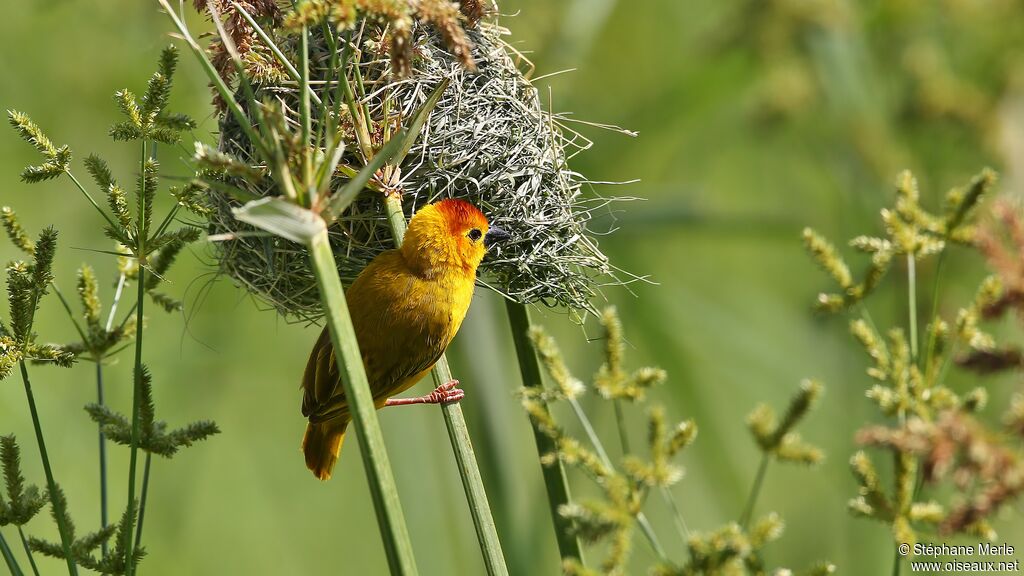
left=385, top=380, right=464, bottom=407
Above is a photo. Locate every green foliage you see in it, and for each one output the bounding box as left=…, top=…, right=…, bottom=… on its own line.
left=86, top=365, right=219, bottom=458
left=0, top=436, right=48, bottom=527
left=804, top=169, right=995, bottom=312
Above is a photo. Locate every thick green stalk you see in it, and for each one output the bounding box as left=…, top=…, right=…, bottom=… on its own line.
left=505, top=301, right=585, bottom=565
left=430, top=358, right=509, bottom=576
left=307, top=228, right=418, bottom=576
left=18, top=362, right=77, bottom=575
left=381, top=195, right=509, bottom=576
left=16, top=527, right=38, bottom=576
left=0, top=530, right=23, bottom=576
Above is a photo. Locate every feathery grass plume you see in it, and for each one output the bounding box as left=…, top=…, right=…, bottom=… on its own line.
left=185, top=2, right=631, bottom=321
left=651, top=517, right=836, bottom=576
left=804, top=169, right=994, bottom=313
left=740, top=380, right=824, bottom=533
left=524, top=310, right=684, bottom=573
left=524, top=308, right=829, bottom=575
left=956, top=196, right=1024, bottom=372
left=747, top=379, right=824, bottom=463
left=7, top=47, right=199, bottom=311
left=57, top=264, right=136, bottom=360
left=1, top=227, right=76, bottom=369
left=9, top=45, right=207, bottom=576
left=0, top=225, right=81, bottom=572
left=28, top=491, right=145, bottom=575
left=1, top=207, right=35, bottom=256
left=85, top=365, right=219, bottom=458
left=594, top=307, right=666, bottom=401
left=802, top=168, right=1024, bottom=569
left=0, top=436, right=47, bottom=527
left=6, top=111, right=71, bottom=183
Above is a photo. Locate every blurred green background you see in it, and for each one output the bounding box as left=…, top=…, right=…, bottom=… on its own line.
left=2, top=1, right=1023, bottom=574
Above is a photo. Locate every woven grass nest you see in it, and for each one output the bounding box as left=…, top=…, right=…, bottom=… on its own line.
left=208, top=16, right=626, bottom=322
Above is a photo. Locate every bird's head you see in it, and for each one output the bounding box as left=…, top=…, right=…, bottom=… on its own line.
left=401, top=199, right=510, bottom=277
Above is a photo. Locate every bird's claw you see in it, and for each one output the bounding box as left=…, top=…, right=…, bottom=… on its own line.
left=428, top=379, right=464, bottom=404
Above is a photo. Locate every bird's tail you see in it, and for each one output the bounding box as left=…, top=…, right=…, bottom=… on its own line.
left=302, top=419, right=348, bottom=481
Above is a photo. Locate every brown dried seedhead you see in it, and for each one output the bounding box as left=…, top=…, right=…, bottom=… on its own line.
left=977, top=198, right=1024, bottom=321
left=957, top=199, right=1024, bottom=374
left=857, top=411, right=1024, bottom=536
left=192, top=0, right=285, bottom=107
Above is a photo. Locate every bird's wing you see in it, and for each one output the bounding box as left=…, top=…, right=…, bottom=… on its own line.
left=301, top=326, right=342, bottom=421
left=300, top=251, right=458, bottom=422
left=354, top=269, right=455, bottom=400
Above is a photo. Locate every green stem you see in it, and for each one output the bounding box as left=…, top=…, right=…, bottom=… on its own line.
left=18, top=361, right=77, bottom=576
left=16, top=527, right=38, bottom=576
left=922, top=252, right=946, bottom=380
left=505, top=301, right=585, bottom=565
left=380, top=195, right=508, bottom=576
left=124, top=139, right=149, bottom=576
left=123, top=263, right=144, bottom=576
left=50, top=284, right=87, bottom=344
left=96, top=361, right=109, bottom=558
left=567, top=398, right=613, bottom=465
left=0, top=530, right=23, bottom=576
left=64, top=172, right=120, bottom=233
left=660, top=487, right=690, bottom=544
left=740, top=452, right=770, bottom=529
left=135, top=454, right=152, bottom=547
left=892, top=543, right=902, bottom=576
left=907, top=254, right=918, bottom=362
left=307, top=228, right=418, bottom=576
left=96, top=270, right=126, bottom=559
left=612, top=400, right=631, bottom=455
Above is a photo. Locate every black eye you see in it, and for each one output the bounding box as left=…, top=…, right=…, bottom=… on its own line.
left=468, top=228, right=482, bottom=241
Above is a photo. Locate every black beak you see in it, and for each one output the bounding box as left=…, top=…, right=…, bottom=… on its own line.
left=483, top=226, right=511, bottom=249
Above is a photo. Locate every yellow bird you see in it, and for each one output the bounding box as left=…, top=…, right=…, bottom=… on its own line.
left=300, top=198, right=509, bottom=480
